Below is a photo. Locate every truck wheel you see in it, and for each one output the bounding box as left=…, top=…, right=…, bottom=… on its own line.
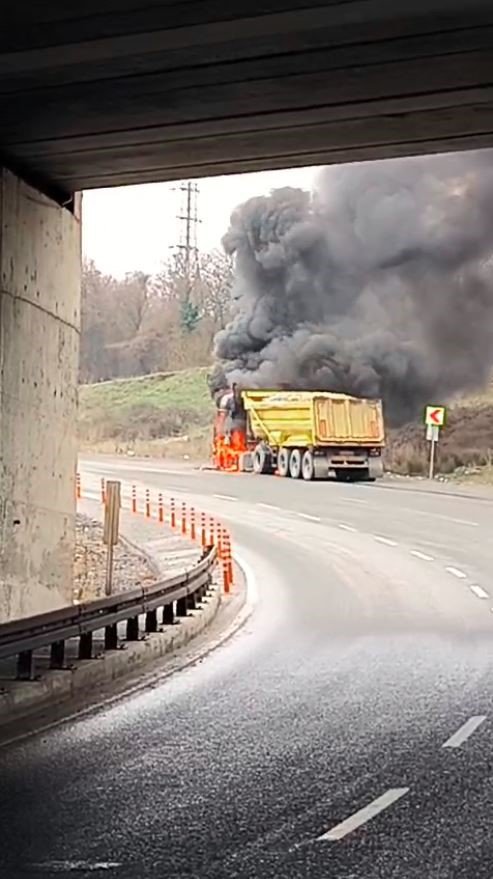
left=278, top=447, right=291, bottom=477
left=289, top=449, right=302, bottom=479
left=253, top=445, right=272, bottom=475
left=302, top=450, right=315, bottom=481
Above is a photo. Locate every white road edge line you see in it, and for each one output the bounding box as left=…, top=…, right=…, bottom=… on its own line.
left=318, top=788, right=409, bottom=842
left=338, top=523, right=358, bottom=533
left=410, top=550, right=434, bottom=562
left=445, top=566, right=467, bottom=579
left=257, top=503, right=281, bottom=511
left=374, top=536, right=398, bottom=547
left=233, top=552, right=260, bottom=608
left=443, top=715, right=487, bottom=749
left=298, top=512, right=321, bottom=522
left=213, top=494, right=238, bottom=502
left=470, top=584, right=489, bottom=600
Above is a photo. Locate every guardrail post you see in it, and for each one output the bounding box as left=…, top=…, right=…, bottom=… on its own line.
left=17, top=650, right=34, bottom=680
left=79, top=632, right=93, bottom=660
left=158, top=493, right=164, bottom=523
left=176, top=596, right=187, bottom=617
left=145, top=609, right=157, bottom=633
left=131, top=485, right=137, bottom=514
left=145, top=488, right=151, bottom=519
left=187, top=592, right=196, bottom=611
left=50, top=640, right=65, bottom=669
left=163, top=603, right=174, bottom=625
left=126, top=616, right=139, bottom=640
left=104, top=623, right=118, bottom=650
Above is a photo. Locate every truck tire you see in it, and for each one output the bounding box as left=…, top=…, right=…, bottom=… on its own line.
left=302, top=449, right=315, bottom=481
left=278, top=447, right=291, bottom=477
left=289, top=449, right=302, bottom=479
left=253, top=444, right=272, bottom=475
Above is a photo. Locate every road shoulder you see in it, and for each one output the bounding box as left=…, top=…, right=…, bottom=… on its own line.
left=0, top=503, right=248, bottom=745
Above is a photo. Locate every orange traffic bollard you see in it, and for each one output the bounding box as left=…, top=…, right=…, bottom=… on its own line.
left=222, top=552, right=231, bottom=594
left=145, top=488, right=151, bottom=518
left=131, top=484, right=137, bottom=514
left=181, top=502, right=187, bottom=536
left=158, top=493, right=164, bottom=523
left=223, top=529, right=234, bottom=588
left=190, top=508, right=196, bottom=541
left=101, top=478, right=106, bottom=504
left=76, top=473, right=81, bottom=500
left=215, top=521, right=223, bottom=559
left=208, top=516, right=215, bottom=547
left=171, top=498, right=176, bottom=529
left=200, top=512, right=207, bottom=548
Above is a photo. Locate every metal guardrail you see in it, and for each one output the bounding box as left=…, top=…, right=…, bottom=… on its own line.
left=0, top=547, right=216, bottom=681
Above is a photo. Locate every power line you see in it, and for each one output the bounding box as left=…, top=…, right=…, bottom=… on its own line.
left=173, top=181, right=201, bottom=303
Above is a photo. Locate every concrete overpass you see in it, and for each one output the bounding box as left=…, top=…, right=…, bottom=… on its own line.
left=2, top=0, right=493, bottom=196
left=1, top=0, right=493, bottom=621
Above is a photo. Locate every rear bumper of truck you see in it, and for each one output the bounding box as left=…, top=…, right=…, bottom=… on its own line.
left=325, top=448, right=384, bottom=480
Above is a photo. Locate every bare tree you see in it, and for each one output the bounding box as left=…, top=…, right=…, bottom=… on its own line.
left=80, top=249, right=234, bottom=382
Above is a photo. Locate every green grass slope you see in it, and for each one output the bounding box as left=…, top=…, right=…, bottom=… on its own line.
left=78, top=368, right=214, bottom=457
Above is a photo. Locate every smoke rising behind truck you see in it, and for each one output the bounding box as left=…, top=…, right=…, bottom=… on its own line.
left=211, top=150, right=493, bottom=425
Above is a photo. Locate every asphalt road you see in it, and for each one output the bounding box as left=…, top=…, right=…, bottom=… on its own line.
left=2, top=457, right=493, bottom=878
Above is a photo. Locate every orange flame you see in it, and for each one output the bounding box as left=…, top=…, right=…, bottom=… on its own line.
left=213, top=424, right=247, bottom=472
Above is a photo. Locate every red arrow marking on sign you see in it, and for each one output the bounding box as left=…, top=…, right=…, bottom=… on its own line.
left=430, top=409, right=442, bottom=424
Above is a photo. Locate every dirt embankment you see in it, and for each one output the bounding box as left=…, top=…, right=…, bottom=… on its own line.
left=386, top=403, right=493, bottom=478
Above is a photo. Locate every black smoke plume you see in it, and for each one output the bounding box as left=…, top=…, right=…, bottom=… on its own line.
left=211, top=151, right=493, bottom=425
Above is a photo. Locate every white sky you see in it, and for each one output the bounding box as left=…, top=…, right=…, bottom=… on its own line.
left=82, top=166, right=318, bottom=277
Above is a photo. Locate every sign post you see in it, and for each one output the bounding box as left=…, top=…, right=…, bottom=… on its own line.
left=424, top=406, right=446, bottom=480
left=103, top=480, right=121, bottom=596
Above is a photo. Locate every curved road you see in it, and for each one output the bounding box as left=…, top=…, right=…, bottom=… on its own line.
left=2, top=457, right=493, bottom=878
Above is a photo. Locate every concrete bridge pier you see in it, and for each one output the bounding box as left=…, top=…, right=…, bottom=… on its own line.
left=0, top=169, right=80, bottom=622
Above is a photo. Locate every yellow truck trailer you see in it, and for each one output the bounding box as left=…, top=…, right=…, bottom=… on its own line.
left=241, top=389, right=385, bottom=481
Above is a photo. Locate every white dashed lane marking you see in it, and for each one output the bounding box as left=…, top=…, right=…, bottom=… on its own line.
left=213, top=494, right=237, bottom=502
left=338, top=523, right=358, bottom=533
left=318, top=788, right=409, bottom=842
left=374, top=536, right=398, bottom=547
left=443, top=716, right=487, bottom=749
left=258, top=503, right=281, bottom=511
left=445, top=566, right=467, bottom=580
left=341, top=497, right=368, bottom=505
left=410, top=550, right=434, bottom=562
left=298, top=512, right=321, bottom=522
left=470, top=584, right=489, bottom=600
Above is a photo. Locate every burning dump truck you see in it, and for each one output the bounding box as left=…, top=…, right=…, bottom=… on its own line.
left=213, top=386, right=385, bottom=481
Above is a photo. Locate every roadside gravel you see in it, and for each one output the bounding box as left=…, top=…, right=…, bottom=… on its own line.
left=73, top=513, right=156, bottom=601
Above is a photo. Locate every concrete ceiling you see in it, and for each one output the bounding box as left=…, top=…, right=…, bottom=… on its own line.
left=2, top=1, right=493, bottom=199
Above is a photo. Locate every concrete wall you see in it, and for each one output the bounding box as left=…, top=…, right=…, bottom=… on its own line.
left=0, top=170, right=81, bottom=622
